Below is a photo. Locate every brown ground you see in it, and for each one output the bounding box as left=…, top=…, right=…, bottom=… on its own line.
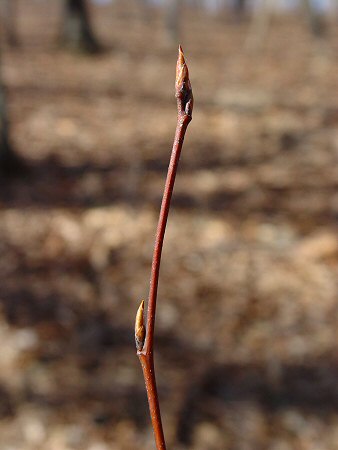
left=0, top=1, right=338, bottom=449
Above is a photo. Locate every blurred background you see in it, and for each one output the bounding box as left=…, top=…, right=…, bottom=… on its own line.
left=0, top=0, right=338, bottom=449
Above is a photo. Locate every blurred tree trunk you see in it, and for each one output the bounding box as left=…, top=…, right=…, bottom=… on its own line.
left=138, top=0, right=152, bottom=22
left=301, top=0, right=326, bottom=36
left=0, top=60, right=25, bottom=175
left=246, top=0, right=326, bottom=50
left=165, top=0, right=181, bottom=44
left=1, top=0, right=19, bottom=46
left=245, top=0, right=271, bottom=50
left=61, top=0, right=102, bottom=53
left=234, top=0, right=247, bottom=16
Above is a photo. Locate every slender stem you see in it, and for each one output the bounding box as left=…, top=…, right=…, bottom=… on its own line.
left=138, top=352, right=166, bottom=449
left=135, top=46, right=193, bottom=450
left=144, top=114, right=191, bottom=355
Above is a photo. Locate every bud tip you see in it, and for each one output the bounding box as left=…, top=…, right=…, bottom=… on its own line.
left=175, top=45, right=193, bottom=117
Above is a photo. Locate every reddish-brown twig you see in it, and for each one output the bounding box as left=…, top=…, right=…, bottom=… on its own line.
left=135, top=46, right=193, bottom=450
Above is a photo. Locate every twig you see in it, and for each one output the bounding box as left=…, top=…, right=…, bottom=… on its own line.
left=135, top=46, right=193, bottom=450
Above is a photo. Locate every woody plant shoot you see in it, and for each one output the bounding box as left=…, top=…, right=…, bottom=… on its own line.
left=135, top=46, right=193, bottom=450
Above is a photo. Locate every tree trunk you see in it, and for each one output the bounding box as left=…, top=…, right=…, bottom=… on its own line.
left=165, top=0, right=181, bottom=45
left=301, top=0, right=326, bottom=37
left=246, top=0, right=326, bottom=51
left=245, top=0, right=271, bottom=50
left=0, top=76, right=25, bottom=175
left=61, top=0, right=101, bottom=54
left=0, top=0, right=19, bottom=46
left=234, top=0, right=247, bottom=16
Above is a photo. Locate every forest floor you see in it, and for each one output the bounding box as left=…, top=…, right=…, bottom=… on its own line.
left=0, top=1, right=338, bottom=449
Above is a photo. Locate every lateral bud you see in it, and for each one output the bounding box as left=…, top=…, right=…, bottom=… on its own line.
left=135, top=300, right=146, bottom=351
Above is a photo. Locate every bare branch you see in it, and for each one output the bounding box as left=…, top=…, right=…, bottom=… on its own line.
left=135, top=46, right=193, bottom=450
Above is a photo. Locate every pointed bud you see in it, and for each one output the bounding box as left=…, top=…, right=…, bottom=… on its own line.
left=135, top=300, right=146, bottom=351
left=176, top=45, right=189, bottom=91
left=175, top=45, right=193, bottom=118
